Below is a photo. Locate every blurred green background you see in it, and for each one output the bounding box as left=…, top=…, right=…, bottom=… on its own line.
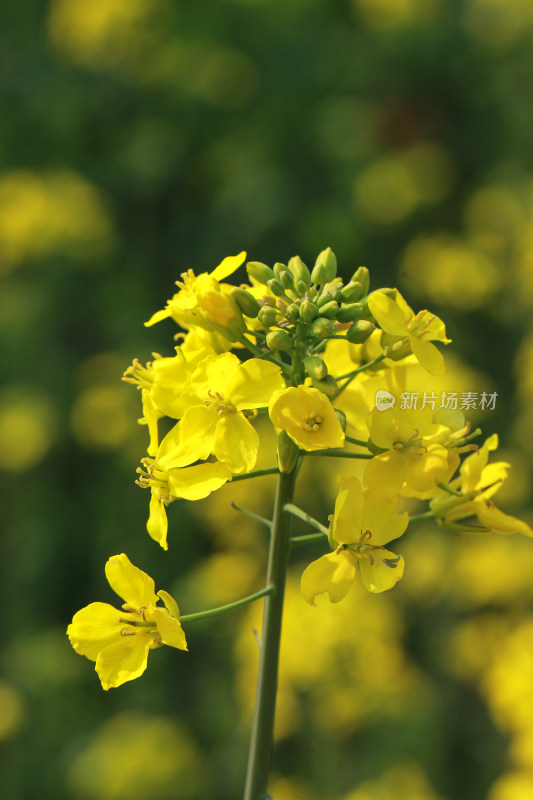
left=2, top=0, right=533, bottom=798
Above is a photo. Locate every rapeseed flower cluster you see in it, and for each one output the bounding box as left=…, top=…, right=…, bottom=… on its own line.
left=68, top=247, right=531, bottom=697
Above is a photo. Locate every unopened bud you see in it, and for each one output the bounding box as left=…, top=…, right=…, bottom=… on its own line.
left=258, top=306, right=278, bottom=327
left=311, top=375, right=338, bottom=397
left=319, top=301, right=339, bottom=319
left=230, top=287, right=261, bottom=318
left=277, top=430, right=299, bottom=473
left=334, top=408, right=347, bottom=432
left=288, top=256, right=311, bottom=288
left=313, top=247, right=337, bottom=284
left=267, top=278, right=286, bottom=297
left=383, top=336, right=411, bottom=361
left=285, top=303, right=300, bottom=321
left=311, top=318, right=335, bottom=338
left=299, top=300, right=320, bottom=323
left=340, top=281, right=364, bottom=303
left=304, top=355, right=328, bottom=380
left=351, top=266, right=370, bottom=296
left=273, top=262, right=287, bottom=280
left=346, top=320, right=375, bottom=343
left=266, top=329, right=292, bottom=350
left=279, top=270, right=295, bottom=291
left=247, top=261, right=275, bottom=285
left=317, top=292, right=335, bottom=308
left=296, top=280, right=308, bottom=295
left=336, top=303, right=363, bottom=323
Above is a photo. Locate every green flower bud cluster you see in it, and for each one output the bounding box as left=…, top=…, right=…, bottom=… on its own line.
left=245, top=249, right=384, bottom=364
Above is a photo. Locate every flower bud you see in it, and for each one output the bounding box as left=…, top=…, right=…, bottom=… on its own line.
left=279, top=270, right=295, bottom=291
left=299, top=299, right=320, bottom=323
left=351, top=266, right=369, bottom=296
left=258, top=306, right=278, bottom=327
left=229, top=287, right=261, bottom=318
left=319, top=301, right=339, bottom=318
left=311, top=318, right=335, bottom=338
left=317, top=291, right=335, bottom=308
left=267, top=278, right=286, bottom=297
left=383, top=337, right=411, bottom=361
left=336, top=303, right=364, bottom=323
left=277, top=430, right=300, bottom=473
left=346, top=320, right=375, bottom=343
left=311, top=375, right=338, bottom=397
left=296, top=280, right=308, bottom=295
left=334, top=408, right=347, bottom=432
left=313, top=247, right=337, bottom=284
left=288, top=256, right=311, bottom=289
left=247, top=261, right=275, bottom=285
left=273, top=262, right=287, bottom=280
left=266, top=329, right=292, bottom=350
left=304, top=355, right=328, bottom=380
left=285, top=303, right=300, bottom=321
left=340, top=281, right=364, bottom=303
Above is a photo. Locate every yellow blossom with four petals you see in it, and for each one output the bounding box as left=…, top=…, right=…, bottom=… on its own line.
left=67, top=554, right=187, bottom=690
left=368, top=289, right=450, bottom=375
left=301, top=476, right=409, bottom=603
left=269, top=385, right=345, bottom=451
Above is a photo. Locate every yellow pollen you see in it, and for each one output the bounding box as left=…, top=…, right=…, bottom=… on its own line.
left=300, top=412, right=323, bottom=432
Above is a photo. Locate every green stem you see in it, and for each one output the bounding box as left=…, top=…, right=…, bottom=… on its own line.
left=231, top=468, right=280, bottom=482
left=344, top=435, right=370, bottom=448
left=302, top=450, right=373, bottom=460
left=180, top=586, right=274, bottom=624
left=290, top=531, right=328, bottom=548
left=408, top=511, right=436, bottom=524
left=231, top=501, right=272, bottom=530
left=283, top=503, right=329, bottom=535
left=243, top=468, right=297, bottom=800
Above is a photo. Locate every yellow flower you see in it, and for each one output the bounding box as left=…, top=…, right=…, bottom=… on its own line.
left=123, top=347, right=210, bottom=456
left=136, top=455, right=232, bottom=549
left=67, top=554, right=187, bottom=690
left=301, top=476, right=408, bottom=603
left=430, top=434, right=533, bottom=536
left=158, top=353, right=285, bottom=474
left=365, top=405, right=463, bottom=498
left=145, top=252, right=246, bottom=337
left=368, top=290, right=450, bottom=375
left=269, top=385, right=345, bottom=451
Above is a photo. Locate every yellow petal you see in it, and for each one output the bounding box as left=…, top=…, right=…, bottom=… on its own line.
left=367, top=292, right=410, bottom=336
left=157, top=589, right=180, bottom=619
left=460, top=434, right=499, bottom=493
left=361, top=490, right=409, bottom=546
left=167, top=461, right=231, bottom=500
left=300, top=550, right=357, bottom=605
left=474, top=498, right=533, bottom=537
left=225, top=359, right=285, bottom=410
left=363, top=451, right=406, bottom=497
left=144, top=307, right=172, bottom=327
left=368, top=406, right=420, bottom=450
left=147, top=492, right=169, bottom=550
left=67, top=602, right=125, bottom=661
left=177, top=406, right=219, bottom=463
left=410, top=336, right=445, bottom=375
left=211, top=251, right=246, bottom=281
left=359, top=550, right=405, bottom=593
left=105, top=554, right=159, bottom=610
left=95, top=634, right=152, bottom=690
left=330, top=476, right=364, bottom=545
left=147, top=607, right=188, bottom=651
left=213, top=413, right=259, bottom=473
left=402, top=442, right=450, bottom=493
